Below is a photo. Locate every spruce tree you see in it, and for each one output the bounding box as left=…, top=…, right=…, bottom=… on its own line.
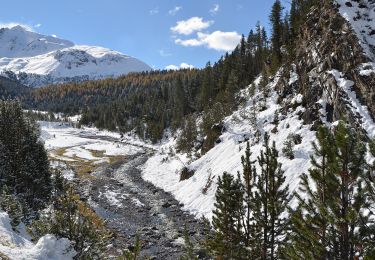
left=0, top=186, right=23, bottom=229
left=0, top=101, right=52, bottom=214
left=252, top=133, right=289, bottom=259
left=207, top=172, right=246, bottom=259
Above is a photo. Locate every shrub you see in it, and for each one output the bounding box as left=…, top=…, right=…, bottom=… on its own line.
left=30, top=186, right=111, bottom=259
left=282, top=133, right=302, bottom=160
left=119, top=234, right=141, bottom=260
left=180, top=167, right=195, bottom=181
left=282, top=138, right=295, bottom=159
left=176, top=115, right=198, bottom=154
left=0, top=187, right=23, bottom=229
left=202, top=171, right=215, bottom=195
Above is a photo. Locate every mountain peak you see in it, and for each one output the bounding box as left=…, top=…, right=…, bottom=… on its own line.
left=0, top=27, right=151, bottom=87
left=10, top=25, right=28, bottom=31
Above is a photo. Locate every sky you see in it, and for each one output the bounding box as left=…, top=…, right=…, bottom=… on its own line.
left=0, top=0, right=283, bottom=70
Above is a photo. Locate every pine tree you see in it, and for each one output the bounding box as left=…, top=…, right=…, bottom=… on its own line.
left=252, top=133, right=289, bottom=259
left=207, top=172, right=246, bottom=259
left=289, top=0, right=301, bottom=41
left=172, top=76, right=187, bottom=130
left=240, top=142, right=257, bottom=246
left=283, top=126, right=337, bottom=259
left=269, top=0, right=284, bottom=69
left=199, top=62, right=214, bottom=109
left=176, top=114, right=198, bottom=154
left=284, top=122, right=375, bottom=259
left=330, top=122, right=367, bottom=259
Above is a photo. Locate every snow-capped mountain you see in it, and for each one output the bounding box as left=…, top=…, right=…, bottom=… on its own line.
left=0, top=26, right=152, bottom=87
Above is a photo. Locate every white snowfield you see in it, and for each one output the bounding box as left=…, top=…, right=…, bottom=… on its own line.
left=0, top=210, right=75, bottom=260
left=0, top=26, right=151, bottom=86
left=40, top=121, right=146, bottom=166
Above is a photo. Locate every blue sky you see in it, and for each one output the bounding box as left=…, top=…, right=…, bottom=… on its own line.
left=1, top=0, right=281, bottom=69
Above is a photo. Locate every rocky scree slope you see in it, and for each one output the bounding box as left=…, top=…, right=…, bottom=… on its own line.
left=141, top=0, right=375, bottom=219
left=284, top=0, right=375, bottom=132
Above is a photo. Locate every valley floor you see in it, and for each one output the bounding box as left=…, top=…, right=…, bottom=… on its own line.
left=40, top=122, right=207, bottom=259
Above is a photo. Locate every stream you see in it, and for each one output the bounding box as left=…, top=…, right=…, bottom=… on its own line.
left=51, top=132, right=209, bottom=259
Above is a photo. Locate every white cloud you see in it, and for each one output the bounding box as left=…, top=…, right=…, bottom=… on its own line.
left=175, top=38, right=202, bottom=47
left=169, top=6, right=182, bottom=16
left=34, top=23, right=42, bottom=28
left=158, top=49, right=172, bottom=57
left=165, top=63, right=194, bottom=70
left=149, top=7, right=159, bottom=15
left=175, top=30, right=241, bottom=52
left=171, top=17, right=213, bottom=35
left=0, top=22, right=34, bottom=31
left=51, top=34, right=57, bottom=38
left=210, top=4, right=220, bottom=15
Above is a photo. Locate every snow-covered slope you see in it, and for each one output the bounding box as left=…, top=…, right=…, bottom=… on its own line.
left=0, top=210, right=75, bottom=259
left=140, top=0, right=375, bottom=220
left=142, top=72, right=316, bottom=219
left=0, top=26, right=151, bottom=87
left=336, top=0, right=375, bottom=60
left=0, top=25, right=74, bottom=58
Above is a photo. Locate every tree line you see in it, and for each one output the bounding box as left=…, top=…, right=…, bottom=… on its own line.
left=21, top=0, right=320, bottom=145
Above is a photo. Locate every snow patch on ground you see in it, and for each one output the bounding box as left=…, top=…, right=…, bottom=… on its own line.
left=102, top=189, right=123, bottom=208
left=336, top=0, right=375, bottom=60
left=131, top=198, right=145, bottom=208
left=328, top=69, right=375, bottom=138
left=39, top=121, right=145, bottom=163
left=359, top=62, right=375, bottom=76
left=289, top=66, right=299, bottom=85
left=0, top=210, right=75, bottom=259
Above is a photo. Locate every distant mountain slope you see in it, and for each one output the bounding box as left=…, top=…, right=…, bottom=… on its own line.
left=0, top=76, right=30, bottom=99
left=0, top=26, right=152, bottom=87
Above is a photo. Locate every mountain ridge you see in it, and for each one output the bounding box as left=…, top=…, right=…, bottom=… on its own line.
left=0, top=26, right=152, bottom=87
